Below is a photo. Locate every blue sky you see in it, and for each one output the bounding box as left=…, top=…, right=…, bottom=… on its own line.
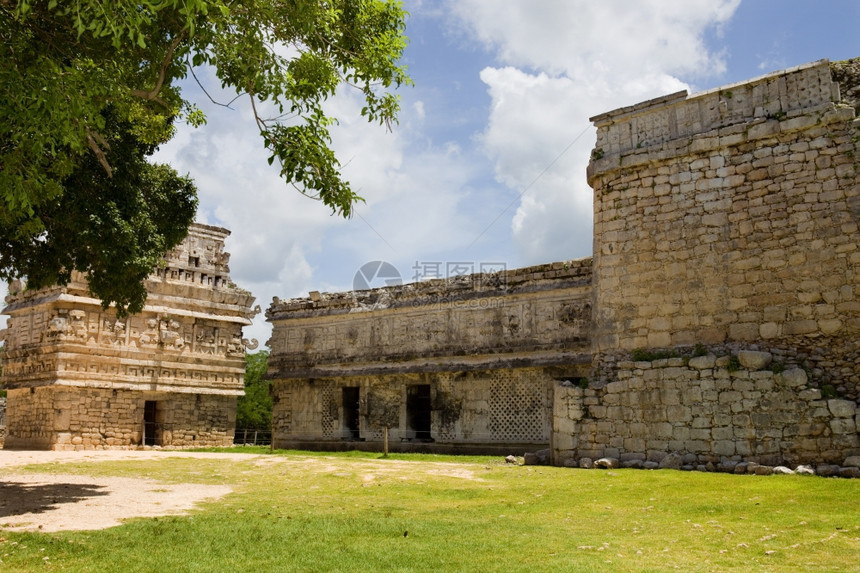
left=150, top=0, right=859, bottom=347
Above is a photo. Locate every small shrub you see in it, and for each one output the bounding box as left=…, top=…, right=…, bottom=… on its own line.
left=770, top=361, right=786, bottom=374
left=692, top=343, right=708, bottom=357
left=576, top=377, right=590, bottom=390
left=821, top=384, right=838, bottom=399
left=726, top=355, right=741, bottom=372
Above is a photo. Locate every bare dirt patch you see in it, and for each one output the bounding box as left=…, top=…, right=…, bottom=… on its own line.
left=0, top=450, right=260, bottom=532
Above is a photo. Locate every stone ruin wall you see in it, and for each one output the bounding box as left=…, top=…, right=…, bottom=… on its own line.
left=5, top=387, right=235, bottom=450
left=272, top=368, right=556, bottom=451
left=588, top=60, right=859, bottom=395
left=265, top=60, right=860, bottom=466
left=268, top=259, right=592, bottom=376
left=267, top=260, right=592, bottom=451
left=553, top=353, right=858, bottom=470
left=2, top=223, right=258, bottom=449
left=559, top=59, right=860, bottom=468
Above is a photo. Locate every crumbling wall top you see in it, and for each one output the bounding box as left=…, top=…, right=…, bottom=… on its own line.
left=267, top=257, right=592, bottom=320
left=588, top=59, right=844, bottom=170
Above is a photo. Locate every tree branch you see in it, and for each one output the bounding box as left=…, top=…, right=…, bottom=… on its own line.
left=86, top=128, right=112, bottom=177
left=187, top=59, right=244, bottom=109
left=130, top=30, right=186, bottom=106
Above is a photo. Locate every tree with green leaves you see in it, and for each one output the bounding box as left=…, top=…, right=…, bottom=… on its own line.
left=236, top=350, right=271, bottom=431
left=1, top=0, right=410, bottom=314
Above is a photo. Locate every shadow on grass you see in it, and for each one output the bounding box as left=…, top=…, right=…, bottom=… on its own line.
left=0, top=481, right=110, bottom=518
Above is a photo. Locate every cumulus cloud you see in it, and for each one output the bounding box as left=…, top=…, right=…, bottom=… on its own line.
left=154, top=1, right=743, bottom=345
left=155, top=61, right=483, bottom=345
left=446, top=0, right=740, bottom=264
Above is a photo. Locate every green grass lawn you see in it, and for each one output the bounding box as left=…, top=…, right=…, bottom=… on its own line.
left=2, top=448, right=859, bottom=572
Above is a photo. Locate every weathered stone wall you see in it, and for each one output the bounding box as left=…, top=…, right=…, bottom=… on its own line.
left=1, top=223, right=257, bottom=450
left=268, top=259, right=592, bottom=378
left=266, top=59, right=860, bottom=467
left=268, top=261, right=591, bottom=452
left=272, top=367, right=563, bottom=451
left=553, top=352, right=859, bottom=468
left=4, top=389, right=53, bottom=449
left=4, top=387, right=235, bottom=450
left=587, top=60, right=860, bottom=399
left=3, top=224, right=257, bottom=395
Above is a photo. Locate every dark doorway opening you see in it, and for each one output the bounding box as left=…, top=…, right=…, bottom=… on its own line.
left=143, top=401, right=161, bottom=446
left=406, top=384, right=432, bottom=441
left=342, top=387, right=361, bottom=440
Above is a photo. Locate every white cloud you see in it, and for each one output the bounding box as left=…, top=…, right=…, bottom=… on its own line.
left=151, top=1, right=744, bottom=345
left=447, top=0, right=740, bottom=264
left=449, top=0, right=739, bottom=80
left=155, top=63, right=484, bottom=347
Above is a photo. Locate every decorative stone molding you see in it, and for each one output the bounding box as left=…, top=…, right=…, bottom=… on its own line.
left=2, top=223, right=257, bottom=450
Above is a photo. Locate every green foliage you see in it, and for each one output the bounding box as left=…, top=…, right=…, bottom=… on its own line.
left=235, top=350, right=271, bottom=430
left=3, top=453, right=860, bottom=571
left=0, top=110, right=197, bottom=315
left=1, top=0, right=410, bottom=312
left=821, top=384, right=838, bottom=399
left=726, top=354, right=741, bottom=372
left=631, top=348, right=680, bottom=362
left=692, top=343, right=708, bottom=357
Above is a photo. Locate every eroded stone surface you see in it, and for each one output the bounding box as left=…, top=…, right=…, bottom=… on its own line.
left=2, top=224, right=258, bottom=450
left=264, top=60, right=860, bottom=471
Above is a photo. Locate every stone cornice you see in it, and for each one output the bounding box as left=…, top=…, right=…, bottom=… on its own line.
left=586, top=60, right=858, bottom=184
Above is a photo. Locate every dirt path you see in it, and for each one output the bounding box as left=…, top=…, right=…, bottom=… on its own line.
left=0, top=450, right=260, bottom=532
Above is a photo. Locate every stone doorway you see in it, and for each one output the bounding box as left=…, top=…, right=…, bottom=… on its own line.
left=342, top=387, right=361, bottom=439
left=406, top=384, right=432, bottom=441
left=143, top=401, right=162, bottom=446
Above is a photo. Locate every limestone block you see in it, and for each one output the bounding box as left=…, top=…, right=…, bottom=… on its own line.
left=798, top=389, right=821, bottom=401
left=783, top=320, right=818, bottom=335
left=604, top=380, right=626, bottom=394
left=666, top=406, right=692, bottom=423
left=554, top=432, right=574, bottom=451
left=839, top=467, right=860, bottom=479
left=818, top=319, right=842, bottom=334
left=827, top=399, right=856, bottom=418
left=658, top=452, right=683, bottom=469
left=816, top=464, right=840, bottom=477
left=732, top=380, right=755, bottom=392
left=737, top=350, right=772, bottom=370
left=729, top=323, right=759, bottom=341
left=829, top=418, right=856, bottom=435
left=688, top=355, right=716, bottom=370
left=735, top=442, right=752, bottom=456
left=712, top=427, right=734, bottom=441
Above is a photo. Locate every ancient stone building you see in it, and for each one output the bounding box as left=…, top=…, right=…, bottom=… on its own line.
left=268, top=59, right=859, bottom=468
left=267, top=261, right=592, bottom=453
left=561, top=58, right=859, bottom=468
left=1, top=223, right=259, bottom=450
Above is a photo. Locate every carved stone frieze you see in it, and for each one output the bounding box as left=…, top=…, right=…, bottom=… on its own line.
left=1, top=223, right=257, bottom=449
